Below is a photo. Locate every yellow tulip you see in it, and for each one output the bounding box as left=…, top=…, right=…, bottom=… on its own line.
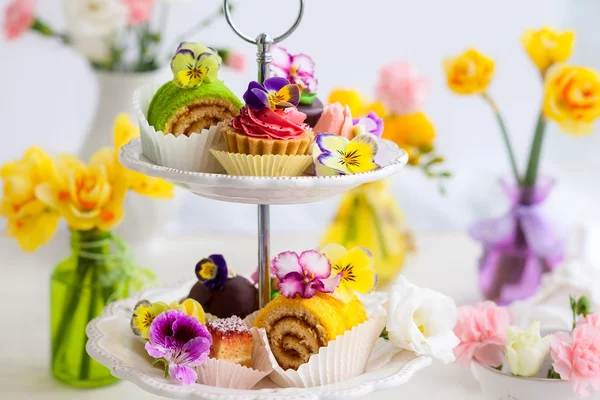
left=443, top=49, right=495, bottom=95
left=0, top=147, right=59, bottom=251
left=522, top=27, right=575, bottom=72
left=112, top=114, right=174, bottom=199
left=543, top=64, right=600, bottom=135
left=35, top=150, right=128, bottom=231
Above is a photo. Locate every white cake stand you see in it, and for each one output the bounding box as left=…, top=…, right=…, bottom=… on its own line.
left=89, top=0, right=422, bottom=397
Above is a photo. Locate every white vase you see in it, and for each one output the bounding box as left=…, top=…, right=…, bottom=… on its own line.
left=80, top=68, right=179, bottom=247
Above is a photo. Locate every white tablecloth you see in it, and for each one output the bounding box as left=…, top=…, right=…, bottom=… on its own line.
left=1, top=231, right=485, bottom=399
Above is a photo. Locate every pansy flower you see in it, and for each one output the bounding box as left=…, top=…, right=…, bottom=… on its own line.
left=145, top=309, right=212, bottom=385
left=272, top=250, right=341, bottom=299
left=312, top=133, right=379, bottom=176
left=243, top=77, right=300, bottom=110
left=131, top=300, right=170, bottom=339
left=270, top=46, right=318, bottom=93
left=353, top=111, right=384, bottom=138
left=320, top=243, right=378, bottom=302
left=171, top=42, right=221, bottom=89
left=195, top=254, right=228, bottom=290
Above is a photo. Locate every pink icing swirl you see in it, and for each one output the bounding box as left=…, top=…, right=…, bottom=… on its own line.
left=231, top=106, right=308, bottom=139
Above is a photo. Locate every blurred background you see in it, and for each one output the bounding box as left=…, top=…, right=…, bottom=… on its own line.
left=2, top=0, right=600, bottom=242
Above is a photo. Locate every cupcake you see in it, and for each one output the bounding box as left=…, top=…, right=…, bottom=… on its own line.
left=136, top=42, right=243, bottom=172
left=211, top=77, right=314, bottom=176
left=270, top=46, right=323, bottom=127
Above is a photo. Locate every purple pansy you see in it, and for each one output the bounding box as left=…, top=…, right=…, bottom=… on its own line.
left=242, top=77, right=300, bottom=110
left=272, top=250, right=341, bottom=299
left=195, top=254, right=228, bottom=290
left=145, top=310, right=212, bottom=385
left=353, top=111, right=384, bottom=138
left=270, top=46, right=318, bottom=93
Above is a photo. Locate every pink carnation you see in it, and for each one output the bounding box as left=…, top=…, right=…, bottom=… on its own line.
left=4, top=0, right=35, bottom=40
left=551, top=325, right=600, bottom=398
left=580, top=314, right=600, bottom=330
left=453, top=301, right=512, bottom=367
left=375, top=61, right=429, bottom=116
left=224, top=50, right=246, bottom=72
left=123, top=0, right=154, bottom=26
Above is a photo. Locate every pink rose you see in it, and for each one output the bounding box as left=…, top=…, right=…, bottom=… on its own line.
left=313, top=103, right=353, bottom=139
left=580, top=314, right=600, bottom=329
left=551, top=325, right=600, bottom=398
left=122, top=0, right=154, bottom=26
left=3, top=0, right=35, bottom=40
left=224, top=50, right=246, bottom=72
left=453, top=301, right=512, bottom=367
left=375, top=62, right=429, bottom=116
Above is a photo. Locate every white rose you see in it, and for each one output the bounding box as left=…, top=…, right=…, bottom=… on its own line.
left=505, top=321, right=551, bottom=377
left=385, top=276, right=460, bottom=363
left=62, top=0, right=127, bottom=63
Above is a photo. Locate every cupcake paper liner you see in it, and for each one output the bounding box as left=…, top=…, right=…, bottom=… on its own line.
left=133, top=84, right=225, bottom=173
left=210, top=149, right=312, bottom=177
left=196, top=327, right=273, bottom=389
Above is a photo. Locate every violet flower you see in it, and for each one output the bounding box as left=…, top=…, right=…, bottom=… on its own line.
left=195, top=254, right=228, bottom=290
left=353, top=111, right=384, bottom=138
left=271, top=46, right=318, bottom=93
left=145, top=309, right=212, bottom=385
left=242, top=77, right=300, bottom=110
left=272, top=250, right=341, bottom=299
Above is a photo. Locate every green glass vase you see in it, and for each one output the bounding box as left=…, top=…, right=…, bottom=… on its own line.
left=50, top=229, right=154, bottom=388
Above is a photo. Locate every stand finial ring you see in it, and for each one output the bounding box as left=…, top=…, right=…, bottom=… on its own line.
left=223, top=0, right=305, bottom=44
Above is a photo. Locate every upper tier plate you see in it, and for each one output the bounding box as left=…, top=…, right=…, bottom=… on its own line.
left=119, top=138, right=408, bottom=205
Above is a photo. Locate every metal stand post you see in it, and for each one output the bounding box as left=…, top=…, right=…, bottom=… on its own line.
left=223, top=0, right=305, bottom=308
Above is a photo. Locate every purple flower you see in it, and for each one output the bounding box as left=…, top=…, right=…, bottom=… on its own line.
left=243, top=77, right=300, bottom=110
left=271, top=46, right=318, bottom=93
left=272, top=250, right=341, bottom=299
left=353, top=111, right=384, bottom=138
left=145, top=310, right=212, bottom=385
left=195, top=254, right=228, bottom=290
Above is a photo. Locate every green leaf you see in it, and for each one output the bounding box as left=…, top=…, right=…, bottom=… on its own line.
left=576, top=296, right=592, bottom=317
left=380, top=328, right=389, bottom=340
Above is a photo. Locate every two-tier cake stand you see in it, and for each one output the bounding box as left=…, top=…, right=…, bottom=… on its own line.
left=86, top=1, right=428, bottom=398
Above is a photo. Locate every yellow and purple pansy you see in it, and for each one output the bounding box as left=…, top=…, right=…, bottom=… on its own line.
left=243, top=77, right=301, bottom=110
left=195, top=254, right=228, bottom=290
left=312, top=133, right=379, bottom=176
left=131, top=300, right=170, bottom=339
left=170, top=42, right=221, bottom=89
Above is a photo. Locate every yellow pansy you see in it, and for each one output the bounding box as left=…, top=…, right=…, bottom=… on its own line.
left=543, top=64, right=600, bottom=135
left=383, top=112, right=436, bottom=166
left=320, top=243, right=377, bottom=302
left=169, top=299, right=206, bottom=324
left=0, top=147, right=60, bottom=251
left=35, top=149, right=128, bottom=231
left=443, top=48, right=495, bottom=95
left=130, top=300, right=170, bottom=339
left=113, top=114, right=174, bottom=199
left=313, top=134, right=379, bottom=176
left=522, top=27, right=575, bottom=72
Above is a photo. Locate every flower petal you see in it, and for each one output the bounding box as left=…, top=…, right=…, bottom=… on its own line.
left=171, top=48, right=196, bottom=75
left=272, top=251, right=302, bottom=279
left=291, top=54, right=316, bottom=76
left=345, top=134, right=379, bottom=173
left=264, top=76, right=289, bottom=93
left=168, top=363, right=197, bottom=385
left=298, top=250, right=331, bottom=279
left=271, top=46, right=292, bottom=70
left=178, top=336, right=211, bottom=366
left=250, top=88, right=270, bottom=108
left=145, top=342, right=167, bottom=359
left=319, top=274, right=341, bottom=293
left=316, top=133, right=349, bottom=154
left=320, top=243, right=348, bottom=269
left=278, top=272, right=304, bottom=298
left=273, top=84, right=300, bottom=107
left=337, top=246, right=377, bottom=294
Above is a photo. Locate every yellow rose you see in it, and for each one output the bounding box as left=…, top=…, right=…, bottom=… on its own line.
left=443, top=49, right=495, bottom=95
left=543, top=64, right=600, bottom=135
left=113, top=114, right=174, bottom=199
left=522, top=27, right=575, bottom=72
left=35, top=150, right=128, bottom=231
left=382, top=112, right=436, bottom=166
left=328, top=89, right=365, bottom=116
left=0, top=148, right=59, bottom=251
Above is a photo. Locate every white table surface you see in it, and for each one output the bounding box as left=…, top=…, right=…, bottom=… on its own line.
left=0, top=230, right=485, bottom=399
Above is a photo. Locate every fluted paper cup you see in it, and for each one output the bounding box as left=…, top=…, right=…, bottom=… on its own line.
left=210, top=149, right=312, bottom=177
left=133, top=84, right=225, bottom=173
left=256, top=313, right=387, bottom=388
left=196, top=327, right=273, bottom=389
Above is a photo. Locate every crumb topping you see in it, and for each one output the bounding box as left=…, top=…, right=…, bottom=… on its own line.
left=207, top=316, right=250, bottom=336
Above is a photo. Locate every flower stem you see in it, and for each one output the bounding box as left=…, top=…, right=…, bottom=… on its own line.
left=481, top=93, right=521, bottom=184
left=523, top=111, right=547, bottom=187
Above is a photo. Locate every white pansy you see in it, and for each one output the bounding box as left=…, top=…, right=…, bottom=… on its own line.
left=505, top=321, right=551, bottom=377
left=385, top=276, right=460, bottom=363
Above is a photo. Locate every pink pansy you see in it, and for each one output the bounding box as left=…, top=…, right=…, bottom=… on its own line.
left=224, top=50, right=246, bottom=72
left=272, top=250, right=341, bottom=299
left=453, top=301, right=512, bottom=367
left=122, top=0, right=154, bottom=26
left=271, top=45, right=318, bottom=93
left=313, top=103, right=354, bottom=139
left=579, top=314, right=600, bottom=330
left=551, top=325, right=600, bottom=398
left=4, top=0, right=35, bottom=40
left=375, top=61, right=429, bottom=116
